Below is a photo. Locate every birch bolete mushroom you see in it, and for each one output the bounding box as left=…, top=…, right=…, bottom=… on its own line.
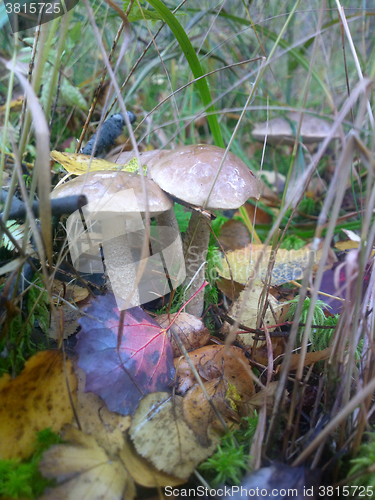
left=51, top=171, right=181, bottom=310
left=252, top=112, right=340, bottom=146
left=106, top=148, right=179, bottom=237
left=149, top=144, right=260, bottom=317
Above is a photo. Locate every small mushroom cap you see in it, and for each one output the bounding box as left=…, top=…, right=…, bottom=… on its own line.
left=252, top=112, right=339, bottom=146
left=51, top=170, right=173, bottom=214
left=149, top=144, right=260, bottom=210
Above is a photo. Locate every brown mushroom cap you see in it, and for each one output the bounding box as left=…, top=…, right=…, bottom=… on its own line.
left=51, top=170, right=172, bottom=214
left=252, top=112, right=340, bottom=146
left=149, top=144, right=260, bottom=210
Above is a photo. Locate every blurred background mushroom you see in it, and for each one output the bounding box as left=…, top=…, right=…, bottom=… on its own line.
left=252, top=112, right=340, bottom=147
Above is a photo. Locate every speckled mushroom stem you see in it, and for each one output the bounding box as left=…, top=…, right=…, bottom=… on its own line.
left=101, top=218, right=140, bottom=308
left=154, top=207, right=180, bottom=237
left=182, top=210, right=211, bottom=317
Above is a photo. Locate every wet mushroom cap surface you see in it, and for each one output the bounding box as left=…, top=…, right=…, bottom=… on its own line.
left=51, top=170, right=173, bottom=214
left=149, top=144, right=260, bottom=209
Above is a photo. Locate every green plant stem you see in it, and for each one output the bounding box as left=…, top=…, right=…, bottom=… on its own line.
left=144, top=0, right=225, bottom=148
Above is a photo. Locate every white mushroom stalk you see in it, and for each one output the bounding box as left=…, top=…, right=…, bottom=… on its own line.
left=149, top=144, right=260, bottom=317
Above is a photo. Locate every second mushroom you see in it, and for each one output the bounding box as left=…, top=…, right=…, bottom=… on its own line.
left=149, top=144, right=260, bottom=317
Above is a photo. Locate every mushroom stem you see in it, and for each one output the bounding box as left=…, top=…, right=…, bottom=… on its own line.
left=101, top=218, right=140, bottom=308
left=182, top=210, right=211, bottom=317
left=154, top=207, right=180, bottom=237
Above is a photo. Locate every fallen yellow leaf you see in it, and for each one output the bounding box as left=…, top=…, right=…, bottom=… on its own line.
left=51, top=151, right=136, bottom=175
left=119, top=438, right=185, bottom=488
left=0, top=350, right=78, bottom=460
left=229, top=282, right=285, bottom=335
left=219, top=244, right=313, bottom=286
left=39, top=427, right=135, bottom=500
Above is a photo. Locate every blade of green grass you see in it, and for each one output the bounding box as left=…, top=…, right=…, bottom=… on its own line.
left=142, top=0, right=225, bottom=148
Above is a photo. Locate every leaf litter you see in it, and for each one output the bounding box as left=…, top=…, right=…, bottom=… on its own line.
left=129, top=392, right=220, bottom=480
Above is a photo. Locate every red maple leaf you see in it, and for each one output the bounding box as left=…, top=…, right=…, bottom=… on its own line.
left=76, top=293, right=175, bottom=415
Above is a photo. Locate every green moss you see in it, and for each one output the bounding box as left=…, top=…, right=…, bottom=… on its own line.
left=0, top=428, right=62, bottom=499
left=199, top=414, right=258, bottom=487
left=280, top=234, right=307, bottom=251
left=348, top=433, right=375, bottom=489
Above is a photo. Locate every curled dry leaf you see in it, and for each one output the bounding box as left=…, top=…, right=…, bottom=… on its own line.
left=175, top=345, right=256, bottom=444
left=242, top=381, right=283, bottom=415
left=49, top=305, right=81, bottom=341
left=51, top=151, right=124, bottom=175
left=52, top=280, right=90, bottom=304
left=155, top=312, right=210, bottom=356
left=129, top=392, right=220, bottom=480
left=74, top=367, right=131, bottom=456
left=218, top=219, right=251, bottom=251
left=0, top=350, right=77, bottom=460
left=119, top=438, right=185, bottom=488
left=182, top=378, right=239, bottom=446
left=216, top=277, right=245, bottom=302
left=276, top=346, right=333, bottom=374
left=245, top=336, right=286, bottom=366
left=39, top=427, right=136, bottom=500
left=174, top=344, right=255, bottom=399
left=49, top=280, right=90, bottom=341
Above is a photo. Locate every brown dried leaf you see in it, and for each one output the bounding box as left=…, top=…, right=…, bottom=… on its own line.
left=155, top=312, right=210, bottom=356
left=242, top=381, right=283, bottom=415
left=49, top=304, right=80, bottom=341
left=246, top=336, right=286, bottom=366
left=216, top=277, right=245, bottom=302
left=219, top=219, right=251, bottom=251
left=278, top=347, right=333, bottom=373
left=174, top=345, right=255, bottom=399
left=52, top=280, right=90, bottom=304
left=182, top=378, right=238, bottom=445
left=0, top=351, right=78, bottom=460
